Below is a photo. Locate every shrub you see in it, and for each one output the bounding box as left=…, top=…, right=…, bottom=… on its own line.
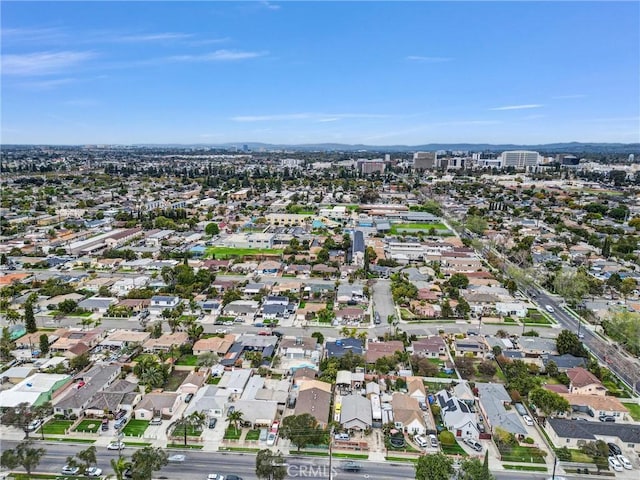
left=556, top=447, right=571, bottom=461
left=523, top=437, right=535, bottom=444
left=438, top=430, right=455, bottom=446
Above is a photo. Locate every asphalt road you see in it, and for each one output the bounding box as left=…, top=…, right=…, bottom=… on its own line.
left=532, top=288, right=640, bottom=395
left=1, top=441, right=554, bottom=480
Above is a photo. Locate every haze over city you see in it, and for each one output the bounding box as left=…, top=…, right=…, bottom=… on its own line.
left=2, top=1, right=639, bottom=145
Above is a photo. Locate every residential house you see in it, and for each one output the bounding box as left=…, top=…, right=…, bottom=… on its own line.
left=495, top=302, right=528, bottom=318
left=409, top=301, right=440, bottom=318
left=100, top=330, right=150, bottom=349
left=84, top=380, right=141, bottom=417
left=178, top=371, right=208, bottom=396
left=547, top=418, right=640, bottom=454
left=279, top=336, right=320, bottom=366
left=184, top=385, right=230, bottom=419
left=365, top=341, right=404, bottom=363
left=295, top=386, right=332, bottom=428
left=407, top=376, right=427, bottom=404
left=435, top=389, right=479, bottom=439
left=392, top=393, right=426, bottom=435
left=566, top=367, right=606, bottom=396
left=77, top=296, right=117, bottom=314
left=142, top=332, right=189, bottom=353
left=325, top=338, right=364, bottom=359
left=0, top=373, right=70, bottom=408
left=192, top=335, right=235, bottom=356
left=257, top=260, right=282, bottom=276
left=519, top=337, right=558, bottom=357
left=476, top=382, right=527, bottom=436
left=134, top=392, right=181, bottom=420
left=541, top=354, right=586, bottom=373
left=217, top=369, right=252, bottom=394
left=340, top=394, right=373, bottom=430
left=411, top=336, right=447, bottom=358
left=558, top=393, right=629, bottom=420
left=222, top=300, right=259, bottom=321
left=335, top=307, right=366, bottom=324
left=454, top=338, right=486, bottom=358
left=232, top=399, right=278, bottom=427
left=53, top=365, right=121, bottom=418
left=150, top=295, right=180, bottom=311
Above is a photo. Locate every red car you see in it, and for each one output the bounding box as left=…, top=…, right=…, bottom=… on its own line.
left=258, top=331, right=270, bottom=336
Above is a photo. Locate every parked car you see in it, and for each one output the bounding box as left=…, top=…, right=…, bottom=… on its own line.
left=61, top=465, right=80, bottom=475
left=168, top=454, right=186, bottom=463
left=522, top=415, right=534, bottom=426
left=616, top=455, right=633, bottom=470
left=208, top=418, right=217, bottom=429
left=608, top=456, right=623, bottom=472
left=334, top=433, right=350, bottom=441
left=184, top=393, right=194, bottom=403
left=463, top=438, right=482, bottom=452
left=85, top=467, right=103, bottom=477
left=207, top=475, right=243, bottom=480
left=414, top=435, right=428, bottom=448
left=608, top=442, right=622, bottom=456
left=418, top=401, right=428, bottom=411
left=26, top=419, right=42, bottom=432
left=107, top=441, right=125, bottom=450
left=599, top=415, right=615, bottom=422
left=150, top=417, right=162, bottom=425
left=341, top=462, right=362, bottom=472
left=428, top=434, right=438, bottom=448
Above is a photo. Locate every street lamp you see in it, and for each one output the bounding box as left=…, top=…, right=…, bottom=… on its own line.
left=551, top=454, right=558, bottom=480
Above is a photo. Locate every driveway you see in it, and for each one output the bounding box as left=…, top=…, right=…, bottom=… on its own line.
left=371, top=279, right=395, bottom=326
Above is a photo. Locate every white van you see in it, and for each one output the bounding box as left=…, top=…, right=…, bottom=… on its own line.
left=414, top=435, right=428, bottom=448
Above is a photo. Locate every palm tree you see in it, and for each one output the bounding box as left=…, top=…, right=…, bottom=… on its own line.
left=187, top=324, right=204, bottom=343
left=110, top=457, right=128, bottom=480
left=174, top=412, right=206, bottom=446
left=227, top=410, right=244, bottom=432
left=139, top=365, right=165, bottom=391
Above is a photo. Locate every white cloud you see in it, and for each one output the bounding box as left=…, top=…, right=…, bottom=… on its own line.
left=1, top=51, right=95, bottom=75
left=117, top=32, right=194, bottom=42
left=20, top=77, right=78, bottom=89
left=231, top=112, right=390, bottom=122
left=406, top=56, right=452, bottom=63
left=168, top=50, right=266, bottom=62
left=489, top=104, right=543, bottom=111
left=261, top=2, right=281, bottom=10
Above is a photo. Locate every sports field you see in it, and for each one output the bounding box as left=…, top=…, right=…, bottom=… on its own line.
left=205, top=247, right=283, bottom=259
left=390, top=223, right=449, bottom=234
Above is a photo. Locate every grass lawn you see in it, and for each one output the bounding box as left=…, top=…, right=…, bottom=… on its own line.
left=41, top=419, right=73, bottom=434
left=167, top=443, right=204, bottom=449
left=121, top=419, right=149, bottom=437
left=124, top=441, right=152, bottom=447
left=43, top=437, right=95, bottom=443
left=567, top=449, right=595, bottom=463
left=208, top=376, right=221, bottom=384
left=173, top=425, right=202, bottom=437
left=223, top=447, right=261, bottom=452
left=441, top=441, right=468, bottom=456
left=400, top=307, right=416, bottom=320
left=245, top=429, right=261, bottom=441
left=622, top=402, right=640, bottom=421
left=333, top=453, right=368, bottom=459
left=178, top=315, right=197, bottom=322
left=74, top=419, right=102, bottom=433
left=500, top=446, right=547, bottom=464
left=163, top=370, right=189, bottom=391
left=503, top=465, right=547, bottom=472
left=385, top=456, right=418, bottom=463
left=176, top=354, right=199, bottom=366
left=224, top=427, right=242, bottom=440
left=205, top=246, right=283, bottom=259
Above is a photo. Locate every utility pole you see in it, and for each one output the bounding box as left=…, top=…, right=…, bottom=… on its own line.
left=328, top=425, right=334, bottom=480
left=551, top=454, right=557, bottom=479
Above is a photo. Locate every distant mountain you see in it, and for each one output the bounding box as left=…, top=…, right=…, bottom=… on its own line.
left=210, top=141, right=640, bottom=154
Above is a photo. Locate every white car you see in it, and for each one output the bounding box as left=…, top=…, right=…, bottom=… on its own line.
left=86, top=466, right=103, bottom=477
left=215, top=328, right=228, bottom=334
left=107, top=441, right=125, bottom=450
left=608, top=456, right=624, bottom=472
left=616, top=454, right=633, bottom=470
left=168, top=454, right=186, bottom=462
left=545, top=305, right=555, bottom=313
left=522, top=415, right=534, bottom=426
left=26, top=419, right=42, bottom=432
left=546, top=477, right=566, bottom=480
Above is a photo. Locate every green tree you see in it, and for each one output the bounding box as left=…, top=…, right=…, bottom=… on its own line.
left=70, top=352, right=91, bottom=371
left=311, top=331, right=324, bottom=345
left=255, top=448, right=287, bottom=480
left=130, top=446, right=168, bottom=480
left=465, top=215, right=487, bottom=235
left=0, top=401, right=51, bottom=438
left=459, top=452, right=494, bottom=480
left=0, top=326, right=14, bottom=362
left=58, top=299, right=78, bottom=314
left=39, top=333, right=50, bottom=355
left=556, top=329, right=587, bottom=357
left=448, top=273, right=470, bottom=289
left=415, top=452, right=454, bottom=480
left=76, top=445, right=97, bottom=473
left=280, top=413, right=325, bottom=452
left=529, top=388, right=570, bottom=416
left=454, top=357, right=475, bottom=378
left=553, top=270, right=589, bottom=307
left=602, top=309, right=640, bottom=356
left=0, top=440, right=46, bottom=476
left=110, top=457, right=129, bottom=480
left=227, top=409, right=244, bottom=431
left=441, top=300, right=453, bottom=318
left=601, top=235, right=612, bottom=258
left=205, top=222, right=220, bottom=236
left=174, top=412, right=206, bottom=446
left=197, top=352, right=219, bottom=367
left=24, top=301, right=37, bottom=333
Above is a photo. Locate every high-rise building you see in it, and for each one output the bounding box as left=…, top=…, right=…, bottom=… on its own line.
left=413, top=151, right=437, bottom=170
left=500, top=150, right=540, bottom=168
left=358, top=159, right=386, bottom=175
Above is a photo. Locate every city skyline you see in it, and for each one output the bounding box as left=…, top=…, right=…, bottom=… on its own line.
left=2, top=1, right=639, bottom=145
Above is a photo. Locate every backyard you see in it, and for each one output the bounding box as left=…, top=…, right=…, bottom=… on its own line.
left=205, top=247, right=283, bottom=259
left=163, top=370, right=189, bottom=391
left=121, top=419, right=150, bottom=437
left=176, top=354, right=199, bottom=366
left=499, top=445, right=547, bottom=464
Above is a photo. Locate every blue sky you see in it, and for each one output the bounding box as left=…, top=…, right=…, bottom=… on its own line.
left=2, top=1, right=639, bottom=145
